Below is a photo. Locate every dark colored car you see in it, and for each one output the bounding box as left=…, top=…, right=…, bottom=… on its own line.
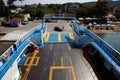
left=45, top=19, right=57, bottom=23
left=54, top=26, right=64, bottom=32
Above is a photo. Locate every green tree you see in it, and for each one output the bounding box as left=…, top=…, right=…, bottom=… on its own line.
left=22, top=5, right=44, bottom=19
left=22, top=5, right=36, bottom=18
left=66, top=10, right=76, bottom=14
left=48, top=4, right=63, bottom=12
left=37, top=3, right=42, bottom=8
left=95, top=0, right=110, bottom=17
left=114, top=7, right=120, bottom=19
left=76, top=5, right=95, bottom=18
left=0, top=0, right=5, bottom=17
left=0, top=0, right=9, bottom=17
left=10, top=13, right=24, bottom=19
left=34, top=9, right=44, bottom=19
left=22, top=5, right=32, bottom=13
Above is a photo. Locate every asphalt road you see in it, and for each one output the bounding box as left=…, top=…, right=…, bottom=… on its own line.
left=0, top=20, right=41, bottom=55
left=0, top=20, right=41, bottom=33
left=21, top=43, right=97, bottom=80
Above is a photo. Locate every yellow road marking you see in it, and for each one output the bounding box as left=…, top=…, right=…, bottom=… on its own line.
left=33, top=57, right=40, bottom=66
left=21, top=65, right=31, bottom=80
left=71, top=66, right=76, bottom=80
left=22, top=50, right=39, bottom=80
left=24, top=57, right=40, bottom=66
left=49, top=66, right=53, bottom=80
left=51, top=66, right=72, bottom=69
left=69, top=33, right=74, bottom=40
left=58, top=32, right=61, bottom=42
left=69, top=57, right=73, bottom=66
left=28, top=50, right=39, bottom=66
left=49, top=66, right=76, bottom=80
left=24, top=57, right=31, bottom=66
left=49, top=57, right=76, bottom=80
left=21, top=70, right=29, bottom=80
left=45, top=32, right=50, bottom=41
left=67, top=44, right=71, bottom=51
left=25, top=66, right=31, bottom=72
left=61, top=57, right=73, bottom=66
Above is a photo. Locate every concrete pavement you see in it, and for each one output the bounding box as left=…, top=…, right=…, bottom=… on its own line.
left=0, top=20, right=41, bottom=33
left=0, top=20, right=41, bottom=41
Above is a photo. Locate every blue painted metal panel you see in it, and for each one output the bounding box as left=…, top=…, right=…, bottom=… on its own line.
left=61, top=33, right=69, bottom=43
left=46, top=33, right=70, bottom=43
left=91, top=42, right=120, bottom=73
left=48, top=33, right=58, bottom=43
left=73, top=23, right=120, bottom=74
left=18, top=55, right=26, bottom=66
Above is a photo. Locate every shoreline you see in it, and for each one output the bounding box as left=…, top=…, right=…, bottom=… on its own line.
left=92, top=29, right=120, bottom=33
left=81, top=24, right=120, bottom=33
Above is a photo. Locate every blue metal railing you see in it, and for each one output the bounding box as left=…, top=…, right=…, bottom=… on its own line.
left=0, top=40, right=29, bottom=79
left=0, top=24, right=44, bottom=79
left=72, top=23, right=120, bottom=73
left=84, top=27, right=120, bottom=66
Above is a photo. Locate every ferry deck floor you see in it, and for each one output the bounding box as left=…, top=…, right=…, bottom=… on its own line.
left=20, top=20, right=97, bottom=80
left=20, top=43, right=97, bottom=80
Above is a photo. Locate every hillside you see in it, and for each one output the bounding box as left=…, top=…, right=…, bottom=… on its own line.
left=82, top=1, right=120, bottom=6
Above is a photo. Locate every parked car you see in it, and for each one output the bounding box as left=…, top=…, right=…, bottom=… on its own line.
left=45, top=19, right=57, bottom=23
left=54, top=26, right=64, bottom=32
left=10, top=22, right=19, bottom=27
left=22, top=20, right=29, bottom=25
left=28, top=18, right=34, bottom=21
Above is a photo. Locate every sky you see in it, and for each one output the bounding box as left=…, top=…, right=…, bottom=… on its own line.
left=4, top=0, right=119, bottom=6
left=13, top=0, right=98, bottom=5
